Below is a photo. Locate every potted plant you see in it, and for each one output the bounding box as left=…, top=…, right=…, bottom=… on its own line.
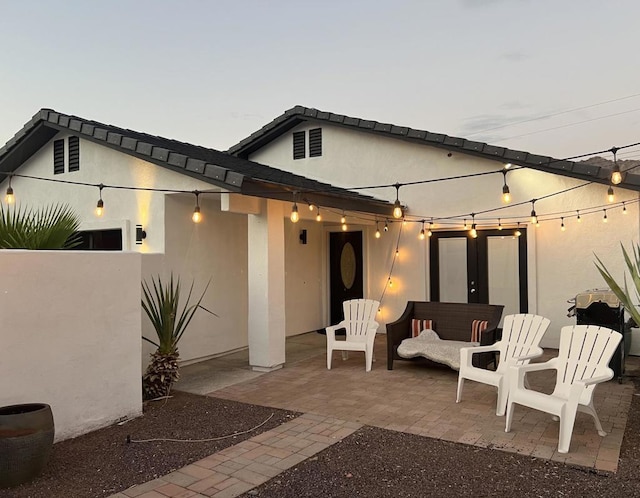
left=141, top=274, right=213, bottom=400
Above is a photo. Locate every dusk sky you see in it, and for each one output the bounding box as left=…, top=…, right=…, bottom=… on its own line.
left=1, top=0, right=639, bottom=165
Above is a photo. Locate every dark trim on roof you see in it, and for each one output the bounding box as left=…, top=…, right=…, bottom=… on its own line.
left=227, top=105, right=640, bottom=191
left=0, top=109, right=394, bottom=217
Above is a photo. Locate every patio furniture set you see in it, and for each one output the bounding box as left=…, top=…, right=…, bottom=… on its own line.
left=326, top=299, right=623, bottom=455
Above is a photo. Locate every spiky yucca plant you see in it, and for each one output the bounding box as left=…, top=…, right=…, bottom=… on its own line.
left=595, top=243, right=640, bottom=327
left=0, top=203, right=81, bottom=249
left=141, top=274, right=211, bottom=400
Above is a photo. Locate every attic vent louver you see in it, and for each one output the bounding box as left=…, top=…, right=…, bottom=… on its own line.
left=293, top=131, right=305, bottom=160
left=53, top=139, right=65, bottom=174
left=309, top=128, right=322, bottom=157
left=68, top=136, right=80, bottom=171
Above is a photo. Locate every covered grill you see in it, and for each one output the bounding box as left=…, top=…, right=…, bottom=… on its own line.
left=572, top=289, right=625, bottom=381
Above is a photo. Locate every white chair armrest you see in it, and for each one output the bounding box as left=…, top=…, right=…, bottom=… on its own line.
left=460, top=343, right=500, bottom=369
left=326, top=321, right=346, bottom=342
left=513, top=347, right=544, bottom=362
left=578, top=372, right=614, bottom=387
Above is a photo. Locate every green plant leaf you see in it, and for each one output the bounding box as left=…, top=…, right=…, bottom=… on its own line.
left=0, top=203, right=81, bottom=249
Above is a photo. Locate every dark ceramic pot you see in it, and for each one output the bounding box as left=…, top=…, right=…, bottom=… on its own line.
left=0, top=403, right=55, bottom=488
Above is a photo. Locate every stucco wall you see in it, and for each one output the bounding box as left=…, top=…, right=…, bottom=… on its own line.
left=250, top=122, right=640, bottom=347
left=0, top=251, right=142, bottom=441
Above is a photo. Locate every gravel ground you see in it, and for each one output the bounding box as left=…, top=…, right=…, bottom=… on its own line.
left=3, top=377, right=640, bottom=498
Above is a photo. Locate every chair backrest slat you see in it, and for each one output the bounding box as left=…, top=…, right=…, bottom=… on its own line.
left=342, top=299, right=379, bottom=338
left=496, top=314, right=550, bottom=374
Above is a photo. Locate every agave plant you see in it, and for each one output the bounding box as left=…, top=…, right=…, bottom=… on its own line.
left=0, top=203, right=81, bottom=249
left=141, top=274, right=212, bottom=400
left=594, top=243, right=640, bottom=327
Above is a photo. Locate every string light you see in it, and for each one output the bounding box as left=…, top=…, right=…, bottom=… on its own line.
left=470, top=213, right=477, bottom=238
left=576, top=210, right=582, bottom=223
left=340, top=212, right=346, bottom=224
left=308, top=203, right=315, bottom=211
left=603, top=209, right=608, bottom=223
left=5, top=174, right=14, bottom=204
left=384, top=220, right=389, bottom=232
left=530, top=200, right=537, bottom=224
left=611, top=147, right=622, bottom=185
left=418, top=220, right=426, bottom=240
left=560, top=217, right=566, bottom=231
left=290, top=202, right=299, bottom=223
left=498, top=218, right=503, bottom=230
left=463, top=218, right=468, bottom=230
left=607, top=186, right=615, bottom=203
left=388, top=278, right=393, bottom=288
left=375, top=222, right=381, bottom=239
left=392, top=183, right=404, bottom=219
left=502, top=170, right=511, bottom=203
left=514, top=222, right=522, bottom=237
left=623, top=202, right=628, bottom=215
left=315, top=207, right=322, bottom=222
left=342, top=220, right=348, bottom=231
left=428, top=220, right=433, bottom=237
left=192, top=190, right=202, bottom=223
left=95, top=184, right=104, bottom=217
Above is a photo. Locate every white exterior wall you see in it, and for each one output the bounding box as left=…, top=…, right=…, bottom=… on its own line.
left=0, top=251, right=142, bottom=441
left=250, top=123, right=640, bottom=347
left=1, top=135, right=252, bottom=365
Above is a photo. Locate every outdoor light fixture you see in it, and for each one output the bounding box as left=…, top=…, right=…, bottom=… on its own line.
left=136, top=225, right=147, bottom=244
left=308, top=203, right=315, bottom=211
left=623, top=202, right=628, bottom=215
left=341, top=212, right=346, bottom=224
left=463, top=218, right=468, bottom=230
left=5, top=175, right=14, bottom=205
left=384, top=220, right=389, bottom=232
left=530, top=200, right=537, bottom=224
left=428, top=221, right=433, bottom=237
left=375, top=222, right=381, bottom=239
left=611, top=147, right=622, bottom=185
left=502, top=170, right=511, bottom=203
left=192, top=191, right=202, bottom=223
left=470, top=224, right=478, bottom=238
left=95, top=184, right=104, bottom=217
left=607, top=186, right=615, bottom=203
left=576, top=210, right=582, bottom=223
left=514, top=222, right=522, bottom=238
left=315, top=207, right=322, bottom=222
left=603, top=209, right=608, bottom=223
left=560, top=218, right=566, bottom=232
left=290, top=202, right=299, bottom=223
left=392, top=183, right=404, bottom=219
left=418, top=221, right=425, bottom=240
left=498, top=218, right=503, bottom=230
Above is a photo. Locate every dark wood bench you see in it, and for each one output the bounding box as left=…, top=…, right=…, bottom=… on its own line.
left=386, top=301, right=504, bottom=370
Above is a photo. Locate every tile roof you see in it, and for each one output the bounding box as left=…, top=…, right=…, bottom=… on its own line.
left=0, top=109, right=394, bottom=216
left=228, top=106, right=640, bottom=191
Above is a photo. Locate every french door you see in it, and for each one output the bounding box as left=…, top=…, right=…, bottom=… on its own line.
left=429, top=229, right=528, bottom=316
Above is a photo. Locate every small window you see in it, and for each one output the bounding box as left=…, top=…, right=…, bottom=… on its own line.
left=68, top=136, right=80, bottom=172
left=293, top=131, right=306, bottom=160
left=53, top=139, right=65, bottom=174
left=309, top=128, right=322, bottom=157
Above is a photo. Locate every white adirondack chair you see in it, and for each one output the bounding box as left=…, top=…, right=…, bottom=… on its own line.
left=457, top=314, right=550, bottom=416
left=326, top=299, right=380, bottom=372
left=505, top=325, right=622, bottom=454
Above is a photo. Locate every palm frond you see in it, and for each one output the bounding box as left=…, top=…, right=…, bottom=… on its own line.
left=0, top=203, right=81, bottom=249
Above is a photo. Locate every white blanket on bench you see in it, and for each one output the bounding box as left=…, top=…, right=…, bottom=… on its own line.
left=397, top=329, right=479, bottom=371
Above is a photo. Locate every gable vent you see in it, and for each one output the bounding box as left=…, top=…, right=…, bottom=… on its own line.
left=293, top=131, right=306, bottom=160
left=53, top=139, right=65, bottom=174
left=309, top=128, right=322, bottom=157
left=68, top=136, right=80, bottom=172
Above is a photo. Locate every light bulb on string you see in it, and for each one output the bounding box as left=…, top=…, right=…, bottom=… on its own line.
left=290, top=202, right=299, bottom=223
left=342, top=221, right=348, bottom=231
left=340, top=212, right=346, bottom=224
left=375, top=222, right=381, bottom=239
left=514, top=222, right=522, bottom=238
left=530, top=200, right=537, bottom=224
left=560, top=217, right=566, bottom=231
left=576, top=210, right=582, bottom=223
left=384, top=220, right=389, bottom=232
left=469, top=214, right=477, bottom=238
left=611, top=147, right=622, bottom=185
left=308, top=203, right=315, bottom=211
left=463, top=218, right=468, bottom=230
left=607, top=186, right=615, bottom=203
left=315, top=207, right=322, bottom=222
left=603, top=209, right=608, bottom=223
left=418, top=220, right=425, bottom=240
left=395, top=248, right=400, bottom=257
left=192, top=191, right=202, bottom=223
left=501, top=170, right=511, bottom=203
left=498, top=218, right=503, bottom=230
left=428, top=220, right=433, bottom=237
left=5, top=175, right=14, bottom=205
left=392, top=183, right=404, bottom=219
left=95, top=184, right=104, bottom=217
left=388, top=278, right=393, bottom=288
left=623, top=202, right=628, bottom=215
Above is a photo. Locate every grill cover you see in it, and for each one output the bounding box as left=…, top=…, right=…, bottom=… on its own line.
left=575, top=289, right=620, bottom=309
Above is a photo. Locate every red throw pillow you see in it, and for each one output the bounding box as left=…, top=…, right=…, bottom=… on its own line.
left=411, top=319, right=434, bottom=338
left=471, top=320, right=488, bottom=342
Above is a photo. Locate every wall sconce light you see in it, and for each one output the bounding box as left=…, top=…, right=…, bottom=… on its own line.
left=299, top=229, right=307, bottom=245
left=136, top=224, right=147, bottom=245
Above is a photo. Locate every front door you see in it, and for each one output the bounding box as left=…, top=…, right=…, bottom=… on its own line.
left=329, top=231, right=364, bottom=324
left=429, top=229, right=528, bottom=316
